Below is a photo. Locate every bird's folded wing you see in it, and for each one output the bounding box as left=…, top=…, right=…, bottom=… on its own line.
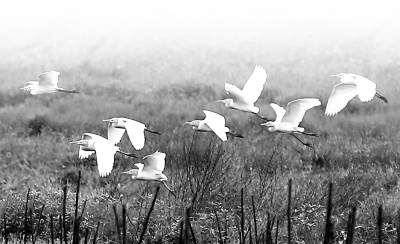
left=325, top=84, right=358, bottom=116
left=38, top=70, right=60, bottom=86
left=79, top=147, right=95, bottom=159
left=203, top=111, right=227, bottom=141
left=354, top=75, right=377, bottom=102
left=107, top=125, right=126, bottom=145
left=242, top=65, right=267, bottom=104
left=94, top=141, right=118, bottom=177
left=225, top=83, right=252, bottom=104
left=269, top=103, right=286, bottom=124
left=282, top=99, right=321, bottom=126
left=124, top=120, right=146, bottom=150
left=143, top=151, right=165, bottom=172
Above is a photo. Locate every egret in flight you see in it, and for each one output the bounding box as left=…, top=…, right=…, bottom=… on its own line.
left=122, top=151, right=176, bottom=197
left=217, top=65, right=269, bottom=119
left=325, top=73, right=388, bottom=116
left=20, top=70, right=78, bottom=95
left=102, top=118, right=160, bottom=150
left=185, top=110, right=243, bottom=142
left=261, top=98, right=321, bottom=147
left=70, top=133, right=136, bottom=177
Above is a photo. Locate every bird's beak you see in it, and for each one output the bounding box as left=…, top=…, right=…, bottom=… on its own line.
left=184, top=122, right=192, bottom=125
left=102, top=119, right=111, bottom=122
left=260, top=123, right=267, bottom=126
left=70, top=140, right=82, bottom=145
left=121, top=170, right=132, bottom=174
left=331, top=74, right=340, bottom=77
left=216, top=100, right=225, bottom=103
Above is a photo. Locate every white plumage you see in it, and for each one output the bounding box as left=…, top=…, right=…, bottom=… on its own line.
left=218, top=65, right=267, bottom=114
left=325, top=73, right=388, bottom=116
left=20, top=70, right=78, bottom=95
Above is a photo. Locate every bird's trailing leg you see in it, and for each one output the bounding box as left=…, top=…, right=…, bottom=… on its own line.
left=145, top=128, right=161, bottom=135
left=161, top=181, right=177, bottom=198
left=116, top=150, right=137, bottom=158
left=299, top=131, right=319, bottom=137
left=290, top=134, right=314, bottom=148
left=56, top=88, right=79, bottom=94
left=252, top=112, right=270, bottom=121
left=375, top=93, right=388, bottom=103
left=227, top=132, right=244, bottom=138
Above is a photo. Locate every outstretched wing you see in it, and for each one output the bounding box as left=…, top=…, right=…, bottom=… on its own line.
left=38, top=70, right=60, bottom=87
left=107, top=124, right=126, bottom=145
left=225, top=83, right=250, bottom=103
left=269, top=103, right=286, bottom=124
left=124, top=119, right=146, bottom=150
left=282, top=98, right=321, bottom=126
left=143, top=151, right=166, bottom=173
left=203, top=110, right=227, bottom=141
left=352, top=74, right=377, bottom=102
left=79, top=147, right=95, bottom=159
left=241, top=65, right=267, bottom=104
left=94, top=140, right=118, bottom=177
left=325, top=83, right=358, bottom=116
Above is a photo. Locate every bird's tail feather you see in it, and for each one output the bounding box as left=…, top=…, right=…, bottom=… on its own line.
left=375, top=93, right=388, bottom=103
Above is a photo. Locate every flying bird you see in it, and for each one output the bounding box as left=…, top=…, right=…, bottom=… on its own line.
left=103, top=117, right=160, bottom=150
left=217, top=65, right=268, bottom=119
left=122, top=151, right=176, bottom=197
left=70, top=133, right=136, bottom=177
left=325, top=73, right=388, bottom=116
left=185, top=110, right=243, bottom=142
left=20, top=70, right=79, bottom=95
left=261, top=98, right=321, bottom=147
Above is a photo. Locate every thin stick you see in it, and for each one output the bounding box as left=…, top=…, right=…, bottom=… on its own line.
left=113, top=205, right=122, bottom=244
left=345, top=207, right=356, bottom=244
left=397, top=207, right=400, bottom=244
left=214, top=209, right=223, bottom=244
left=184, top=207, right=190, bottom=243
left=84, top=228, right=90, bottom=244
left=4, top=213, right=8, bottom=244
left=323, top=182, right=334, bottom=244
left=92, top=222, right=100, bottom=244
left=62, top=186, right=68, bottom=244
left=138, top=186, right=160, bottom=243
left=275, top=220, right=279, bottom=244
left=30, top=208, right=34, bottom=244
left=287, top=179, right=292, bottom=244
left=50, top=214, right=54, bottom=244
left=241, top=188, right=245, bottom=244
left=122, top=204, right=127, bottom=244
left=73, top=171, right=81, bottom=244
left=378, top=205, right=383, bottom=244
left=59, top=214, right=62, bottom=244
left=24, top=188, right=30, bottom=244
left=251, top=196, right=258, bottom=243
left=34, top=204, right=46, bottom=242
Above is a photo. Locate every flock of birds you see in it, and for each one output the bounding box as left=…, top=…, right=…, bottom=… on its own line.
left=20, top=67, right=388, bottom=197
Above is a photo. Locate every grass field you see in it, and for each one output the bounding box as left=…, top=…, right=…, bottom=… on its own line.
left=1, top=1, right=400, bottom=243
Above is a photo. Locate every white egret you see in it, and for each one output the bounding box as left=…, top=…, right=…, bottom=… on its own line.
left=103, top=118, right=160, bottom=150
left=70, top=133, right=136, bottom=177
left=122, top=151, right=176, bottom=197
left=261, top=98, right=321, bottom=147
left=20, top=70, right=79, bottom=95
left=325, top=73, right=388, bottom=116
left=184, top=110, right=243, bottom=142
left=217, top=65, right=269, bottom=119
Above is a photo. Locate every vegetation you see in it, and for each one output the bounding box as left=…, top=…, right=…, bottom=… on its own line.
left=0, top=8, right=400, bottom=242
